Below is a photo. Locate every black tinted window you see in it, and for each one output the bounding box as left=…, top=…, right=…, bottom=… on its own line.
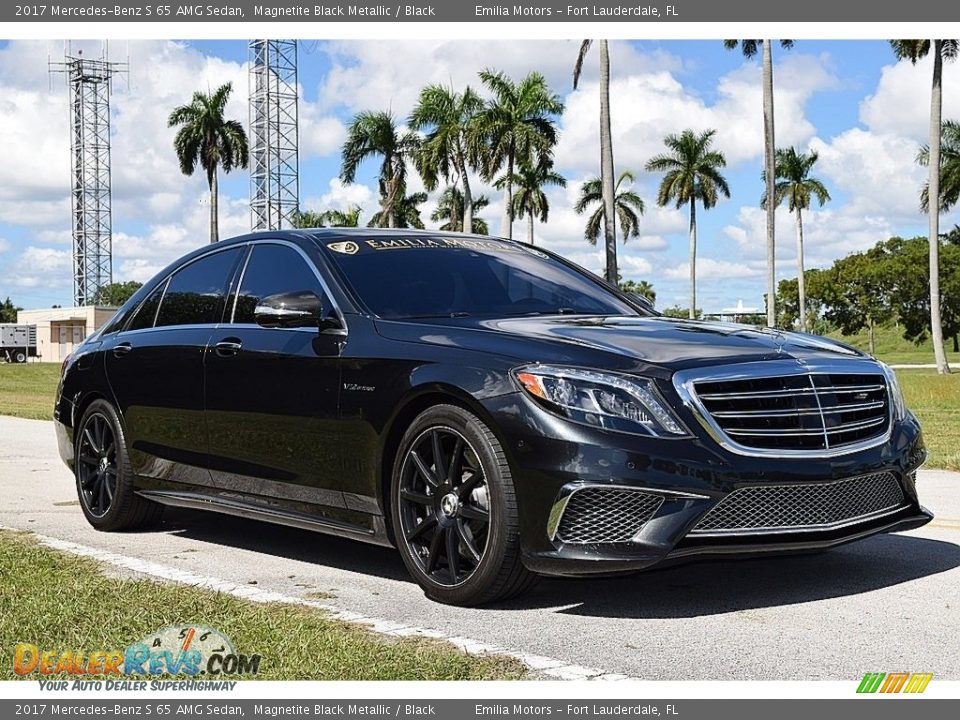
left=155, top=248, right=241, bottom=328
left=232, top=244, right=325, bottom=323
left=322, top=236, right=636, bottom=319
left=127, top=280, right=167, bottom=331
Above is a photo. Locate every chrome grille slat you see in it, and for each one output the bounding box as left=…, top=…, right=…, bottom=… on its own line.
left=556, top=487, right=663, bottom=544
left=690, top=370, right=890, bottom=453
left=690, top=472, right=905, bottom=535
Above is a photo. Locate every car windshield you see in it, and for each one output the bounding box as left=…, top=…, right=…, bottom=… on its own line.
left=318, top=235, right=639, bottom=320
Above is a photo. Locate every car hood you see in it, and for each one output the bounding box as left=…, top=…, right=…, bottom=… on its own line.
left=375, top=314, right=866, bottom=374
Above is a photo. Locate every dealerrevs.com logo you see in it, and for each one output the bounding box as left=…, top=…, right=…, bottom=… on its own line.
left=857, top=672, right=933, bottom=694
left=13, top=625, right=261, bottom=677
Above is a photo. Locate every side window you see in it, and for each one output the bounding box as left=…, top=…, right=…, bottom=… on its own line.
left=155, top=248, right=242, bottom=328
left=126, top=280, right=167, bottom=331
left=232, top=244, right=327, bottom=324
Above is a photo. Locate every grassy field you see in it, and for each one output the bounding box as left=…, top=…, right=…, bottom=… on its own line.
left=1, top=361, right=957, bottom=470
left=827, top=323, right=960, bottom=366
left=0, top=529, right=524, bottom=681
left=0, top=363, right=59, bottom=420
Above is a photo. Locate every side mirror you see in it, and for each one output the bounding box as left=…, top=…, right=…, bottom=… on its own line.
left=629, top=293, right=658, bottom=315
left=254, top=291, right=325, bottom=329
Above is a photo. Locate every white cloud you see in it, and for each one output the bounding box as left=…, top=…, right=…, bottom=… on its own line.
left=8, top=246, right=72, bottom=289
left=664, top=257, right=760, bottom=281
left=0, top=238, right=10, bottom=253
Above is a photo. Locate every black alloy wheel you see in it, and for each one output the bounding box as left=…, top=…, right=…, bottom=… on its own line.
left=74, top=399, right=161, bottom=531
left=397, top=426, right=490, bottom=586
left=391, top=404, right=536, bottom=606
left=77, top=411, right=118, bottom=518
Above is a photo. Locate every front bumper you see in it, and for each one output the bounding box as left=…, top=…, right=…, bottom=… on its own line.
left=481, top=392, right=932, bottom=577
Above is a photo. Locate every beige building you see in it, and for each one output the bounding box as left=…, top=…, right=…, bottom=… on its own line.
left=17, top=306, right=117, bottom=364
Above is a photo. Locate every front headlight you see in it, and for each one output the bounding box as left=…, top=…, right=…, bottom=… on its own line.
left=513, top=365, right=689, bottom=437
left=880, top=362, right=906, bottom=420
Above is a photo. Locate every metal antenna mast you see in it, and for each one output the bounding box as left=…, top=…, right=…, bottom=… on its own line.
left=249, top=40, right=300, bottom=230
left=50, top=44, right=126, bottom=307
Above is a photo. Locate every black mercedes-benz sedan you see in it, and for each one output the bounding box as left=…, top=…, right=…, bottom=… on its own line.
left=54, top=229, right=932, bottom=605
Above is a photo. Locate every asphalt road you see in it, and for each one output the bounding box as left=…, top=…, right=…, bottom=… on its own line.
left=2, top=415, right=959, bottom=680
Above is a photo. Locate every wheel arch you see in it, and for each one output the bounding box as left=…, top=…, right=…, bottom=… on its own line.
left=378, top=384, right=511, bottom=546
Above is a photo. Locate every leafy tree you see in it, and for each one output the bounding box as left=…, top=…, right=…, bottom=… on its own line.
left=368, top=191, right=427, bottom=229
left=499, top=160, right=566, bottom=244
left=574, top=39, right=619, bottom=283
left=0, top=297, right=21, bottom=323
left=475, top=69, right=563, bottom=239
left=724, top=39, right=794, bottom=327
left=410, top=85, right=484, bottom=233
left=93, top=281, right=143, bottom=307
left=775, top=269, right=832, bottom=333
left=763, top=147, right=830, bottom=332
left=619, top=279, right=656, bottom=303
left=890, top=39, right=958, bottom=373
left=341, top=111, right=420, bottom=229
left=646, top=129, right=730, bottom=320
left=431, top=187, right=490, bottom=234
left=575, top=170, right=645, bottom=245
left=324, top=206, right=363, bottom=228
left=662, top=305, right=702, bottom=320
left=918, top=120, right=960, bottom=213
left=292, top=210, right=328, bottom=228
left=168, top=83, right=248, bottom=244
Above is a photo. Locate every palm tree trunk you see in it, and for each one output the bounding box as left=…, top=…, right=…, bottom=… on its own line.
left=501, top=153, right=514, bottom=239
left=385, top=177, right=398, bottom=229
left=763, top=39, right=777, bottom=328
left=458, top=154, right=473, bottom=233
left=209, top=169, right=219, bottom=244
left=689, top=199, right=697, bottom=320
left=796, top=208, right=806, bottom=332
left=928, top=40, right=950, bottom=374
left=528, top=212, right=535, bottom=245
left=599, top=40, right=618, bottom=285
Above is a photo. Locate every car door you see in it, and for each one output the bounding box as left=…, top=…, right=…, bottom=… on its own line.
left=203, top=241, right=346, bottom=510
left=104, top=246, right=244, bottom=486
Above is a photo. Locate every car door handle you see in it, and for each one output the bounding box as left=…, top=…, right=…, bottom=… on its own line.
left=214, top=338, right=243, bottom=357
left=113, top=342, right=132, bottom=357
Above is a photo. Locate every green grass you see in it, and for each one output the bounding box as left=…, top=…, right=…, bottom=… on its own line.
left=0, top=363, right=59, bottom=420
left=897, top=370, right=960, bottom=472
left=828, top=323, right=960, bottom=366
left=0, top=530, right=525, bottom=681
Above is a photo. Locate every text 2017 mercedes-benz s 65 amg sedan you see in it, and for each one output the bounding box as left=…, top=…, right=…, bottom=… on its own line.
left=55, top=229, right=932, bottom=605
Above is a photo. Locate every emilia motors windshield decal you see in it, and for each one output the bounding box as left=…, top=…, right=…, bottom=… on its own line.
left=13, top=625, right=261, bottom=686
left=856, top=672, right=933, bottom=694
left=328, top=236, right=534, bottom=254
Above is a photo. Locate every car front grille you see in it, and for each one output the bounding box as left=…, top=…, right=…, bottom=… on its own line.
left=693, top=372, right=890, bottom=452
left=689, top=472, right=906, bottom=536
left=555, top=487, right=663, bottom=544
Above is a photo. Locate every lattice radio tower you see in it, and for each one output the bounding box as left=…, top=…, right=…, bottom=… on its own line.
left=249, top=40, right=300, bottom=230
left=50, top=43, right=126, bottom=307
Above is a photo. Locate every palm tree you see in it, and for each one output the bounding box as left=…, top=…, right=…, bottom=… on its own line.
left=291, top=210, right=327, bottom=229
left=891, top=39, right=958, bottom=374
left=575, top=170, right=645, bottom=245
left=646, top=129, right=730, bottom=321
left=620, top=279, right=656, bottom=303
left=475, top=69, right=564, bottom=240
left=499, top=161, right=566, bottom=244
left=340, top=111, right=420, bottom=229
left=431, top=187, right=490, bottom=234
left=168, top=83, right=248, bottom=244
left=724, top=39, right=794, bottom=327
left=762, top=147, right=830, bottom=332
left=919, top=120, right=960, bottom=213
left=324, top=206, right=363, bottom=228
left=368, top=191, right=427, bottom=229
left=574, top=39, right=619, bottom=284
left=410, top=85, right=483, bottom=233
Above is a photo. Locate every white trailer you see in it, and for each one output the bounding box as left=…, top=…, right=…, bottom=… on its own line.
left=0, top=324, right=38, bottom=363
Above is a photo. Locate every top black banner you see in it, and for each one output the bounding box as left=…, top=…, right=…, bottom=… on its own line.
left=6, top=0, right=959, bottom=22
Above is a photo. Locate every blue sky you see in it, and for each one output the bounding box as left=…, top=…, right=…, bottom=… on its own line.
left=0, top=38, right=957, bottom=312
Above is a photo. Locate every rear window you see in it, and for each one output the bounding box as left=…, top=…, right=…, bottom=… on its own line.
left=320, top=236, right=636, bottom=320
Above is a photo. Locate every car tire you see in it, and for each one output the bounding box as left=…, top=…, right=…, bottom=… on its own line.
left=14, top=350, right=26, bottom=364
left=391, top=404, right=537, bottom=606
left=75, top=399, right=162, bottom=531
